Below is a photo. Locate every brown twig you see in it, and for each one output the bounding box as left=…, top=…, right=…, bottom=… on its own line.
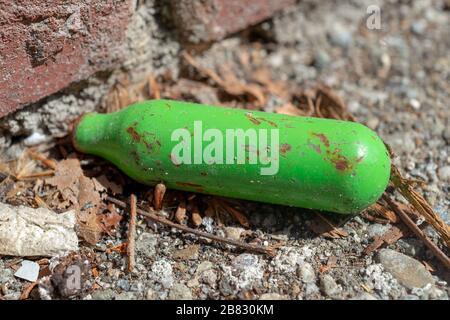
left=19, top=281, right=38, bottom=300
left=28, top=150, right=57, bottom=170
left=390, top=165, right=450, bottom=248
left=17, top=170, right=54, bottom=180
left=153, top=183, right=166, bottom=211
left=127, top=194, right=137, bottom=273
left=383, top=194, right=450, bottom=269
left=106, top=195, right=275, bottom=256
left=148, top=75, right=161, bottom=100
left=315, top=212, right=348, bottom=238
left=215, top=198, right=250, bottom=227
left=182, top=51, right=225, bottom=86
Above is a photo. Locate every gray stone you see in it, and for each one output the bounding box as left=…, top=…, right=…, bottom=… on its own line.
left=201, top=217, right=215, bottom=233
left=298, top=263, right=316, bottom=284
left=219, top=277, right=235, bottom=296
left=232, top=253, right=259, bottom=271
left=428, top=286, right=448, bottom=300
left=443, top=126, right=450, bottom=143
left=304, top=283, right=320, bottom=296
left=130, top=282, right=144, bottom=292
left=259, top=293, right=288, bottom=300
left=397, top=239, right=423, bottom=257
left=377, top=249, right=434, bottom=289
left=2, top=292, right=21, bottom=300
left=116, top=279, right=131, bottom=291
left=200, top=269, right=218, bottom=287
left=0, top=266, right=13, bottom=284
left=230, top=254, right=264, bottom=291
left=320, top=274, right=341, bottom=298
left=313, top=50, right=330, bottom=69
left=400, top=294, right=420, bottom=300
left=115, top=292, right=136, bottom=300
left=196, top=261, right=214, bottom=275
left=328, top=24, right=353, bottom=48
left=411, top=20, right=427, bottom=35
left=224, top=227, right=244, bottom=241
left=169, top=283, right=192, bottom=300
left=91, top=288, right=115, bottom=300
left=348, top=101, right=361, bottom=113
left=150, top=259, right=173, bottom=289
left=367, top=224, right=391, bottom=239
left=367, top=117, right=380, bottom=130
left=350, top=293, right=377, bottom=300
left=146, top=288, right=157, bottom=300
left=437, top=166, right=450, bottom=182
left=136, top=232, right=158, bottom=258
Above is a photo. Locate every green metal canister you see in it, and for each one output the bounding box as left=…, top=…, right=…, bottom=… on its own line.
left=72, top=99, right=391, bottom=214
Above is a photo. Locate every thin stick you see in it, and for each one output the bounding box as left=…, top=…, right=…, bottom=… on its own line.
left=383, top=194, right=450, bottom=269
left=127, top=194, right=137, bottom=273
left=390, top=164, right=450, bottom=248
left=17, top=170, right=54, bottom=180
left=106, top=196, right=275, bottom=256
left=19, top=281, right=38, bottom=300
left=316, top=212, right=348, bottom=237
left=153, top=183, right=166, bottom=211
left=28, top=150, right=57, bottom=170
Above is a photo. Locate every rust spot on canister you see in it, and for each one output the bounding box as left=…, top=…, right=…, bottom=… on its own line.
left=126, top=126, right=141, bottom=142
left=176, top=181, right=203, bottom=188
left=176, top=181, right=204, bottom=192
left=312, top=133, right=330, bottom=147
left=245, top=112, right=261, bottom=125
left=332, top=159, right=351, bottom=171
left=308, top=144, right=322, bottom=154
left=258, top=117, right=278, bottom=128
left=280, top=143, right=292, bottom=155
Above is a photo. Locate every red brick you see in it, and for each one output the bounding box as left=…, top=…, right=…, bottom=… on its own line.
left=171, top=0, right=295, bottom=45
left=0, top=0, right=132, bottom=117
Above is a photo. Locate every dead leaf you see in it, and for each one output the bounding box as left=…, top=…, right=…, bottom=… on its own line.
left=98, top=206, right=123, bottom=235
left=106, top=242, right=128, bottom=254
left=45, top=159, right=83, bottom=192
left=19, top=281, right=38, bottom=300
left=148, top=75, right=161, bottom=99
left=276, top=102, right=306, bottom=116
left=96, top=175, right=123, bottom=195
left=182, top=52, right=266, bottom=107
left=216, top=199, right=250, bottom=228
left=363, top=225, right=406, bottom=255
left=319, top=256, right=337, bottom=273
left=369, top=203, right=399, bottom=224
left=314, top=86, right=356, bottom=121
left=251, top=68, right=289, bottom=99
left=309, top=213, right=348, bottom=239
left=45, top=159, right=105, bottom=244
left=28, top=150, right=57, bottom=170
left=218, top=65, right=266, bottom=106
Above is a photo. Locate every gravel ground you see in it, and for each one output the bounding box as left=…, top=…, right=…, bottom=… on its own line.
left=0, top=0, right=449, bottom=300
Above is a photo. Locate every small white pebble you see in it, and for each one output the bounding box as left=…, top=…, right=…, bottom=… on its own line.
left=23, top=132, right=47, bottom=146
left=406, top=161, right=415, bottom=171
left=409, top=99, right=421, bottom=110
